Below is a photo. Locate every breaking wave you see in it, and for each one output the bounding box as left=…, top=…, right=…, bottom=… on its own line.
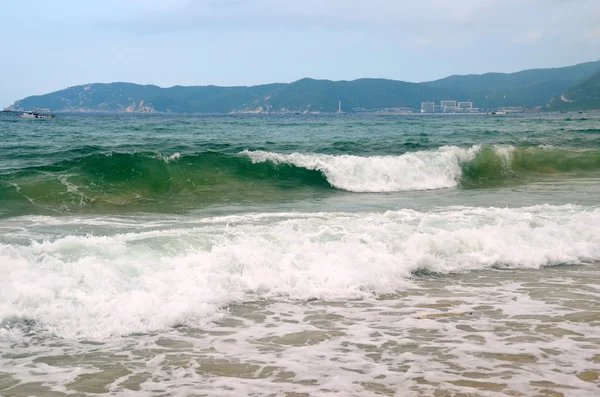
left=1, top=205, right=599, bottom=338
left=1, top=146, right=600, bottom=216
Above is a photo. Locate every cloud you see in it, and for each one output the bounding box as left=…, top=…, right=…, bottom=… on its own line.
left=411, top=37, right=434, bottom=47
left=512, top=30, right=543, bottom=44
left=586, top=26, right=600, bottom=38
left=92, top=0, right=514, bottom=34
left=2, top=0, right=600, bottom=107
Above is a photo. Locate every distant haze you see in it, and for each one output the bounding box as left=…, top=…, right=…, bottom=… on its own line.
left=1, top=0, right=599, bottom=107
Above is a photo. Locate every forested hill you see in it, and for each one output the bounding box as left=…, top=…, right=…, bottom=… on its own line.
left=11, top=60, right=600, bottom=113
left=425, top=60, right=600, bottom=110
left=546, top=69, right=600, bottom=111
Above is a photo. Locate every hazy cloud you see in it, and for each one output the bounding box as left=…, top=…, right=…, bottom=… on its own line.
left=513, top=30, right=543, bottom=44
left=1, top=0, right=599, bottom=107
left=586, top=26, right=600, bottom=39
left=411, top=37, right=434, bottom=47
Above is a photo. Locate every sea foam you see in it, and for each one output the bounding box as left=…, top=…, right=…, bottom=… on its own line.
left=1, top=204, right=599, bottom=339
left=242, top=147, right=480, bottom=192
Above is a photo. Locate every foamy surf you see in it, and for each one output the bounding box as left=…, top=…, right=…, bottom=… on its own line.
left=3, top=113, right=600, bottom=397
left=243, top=146, right=481, bottom=192
left=1, top=204, right=599, bottom=339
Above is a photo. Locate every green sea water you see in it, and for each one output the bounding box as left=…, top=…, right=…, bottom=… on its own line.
left=2, top=112, right=600, bottom=218
left=1, top=112, right=599, bottom=396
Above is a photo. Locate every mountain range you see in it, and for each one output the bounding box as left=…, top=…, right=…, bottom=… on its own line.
left=546, top=69, right=600, bottom=112
left=10, top=60, right=600, bottom=113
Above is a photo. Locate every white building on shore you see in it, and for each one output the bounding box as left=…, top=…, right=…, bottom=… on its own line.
left=421, top=100, right=476, bottom=113
left=420, top=102, right=435, bottom=113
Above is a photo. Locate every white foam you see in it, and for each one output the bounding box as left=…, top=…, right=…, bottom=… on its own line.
left=492, top=144, right=515, bottom=167
left=1, top=204, right=599, bottom=338
left=167, top=152, right=181, bottom=162
left=242, top=147, right=480, bottom=192
left=157, top=152, right=182, bottom=163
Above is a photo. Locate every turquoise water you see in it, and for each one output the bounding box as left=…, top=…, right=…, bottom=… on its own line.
left=1, top=112, right=600, bottom=396
left=2, top=113, right=600, bottom=218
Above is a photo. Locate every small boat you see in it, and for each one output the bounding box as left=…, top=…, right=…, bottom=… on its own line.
left=19, top=110, right=54, bottom=119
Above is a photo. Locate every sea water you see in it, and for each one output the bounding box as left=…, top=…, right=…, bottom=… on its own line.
left=1, top=112, right=599, bottom=396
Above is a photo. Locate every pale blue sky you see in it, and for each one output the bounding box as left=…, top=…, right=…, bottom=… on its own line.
left=1, top=0, right=599, bottom=107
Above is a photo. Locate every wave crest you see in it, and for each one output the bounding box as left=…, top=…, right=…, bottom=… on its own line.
left=243, top=147, right=479, bottom=192
left=2, top=146, right=600, bottom=217
left=244, top=145, right=600, bottom=191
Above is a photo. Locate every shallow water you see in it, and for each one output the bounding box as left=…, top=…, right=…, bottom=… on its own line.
left=1, top=112, right=600, bottom=396
left=2, top=265, right=599, bottom=396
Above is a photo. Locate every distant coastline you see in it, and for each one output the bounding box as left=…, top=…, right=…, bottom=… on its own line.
left=9, top=60, right=600, bottom=114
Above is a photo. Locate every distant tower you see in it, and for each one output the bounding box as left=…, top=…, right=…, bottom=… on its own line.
left=337, top=100, right=342, bottom=114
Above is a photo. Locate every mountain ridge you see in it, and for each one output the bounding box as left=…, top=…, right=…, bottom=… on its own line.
left=10, top=60, right=600, bottom=113
left=546, top=69, right=600, bottom=111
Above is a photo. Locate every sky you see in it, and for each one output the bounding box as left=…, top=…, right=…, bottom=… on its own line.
left=1, top=0, right=599, bottom=107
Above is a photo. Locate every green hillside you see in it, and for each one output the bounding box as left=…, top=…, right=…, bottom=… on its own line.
left=11, top=79, right=465, bottom=113
left=11, top=61, right=600, bottom=113
left=424, top=60, right=600, bottom=108
left=235, top=78, right=464, bottom=113
left=12, top=82, right=287, bottom=113
left=546, top=70, right=600, bottom=111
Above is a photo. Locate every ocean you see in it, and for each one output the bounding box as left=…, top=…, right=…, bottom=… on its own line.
left=1, top=112, right=599, bottom=396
